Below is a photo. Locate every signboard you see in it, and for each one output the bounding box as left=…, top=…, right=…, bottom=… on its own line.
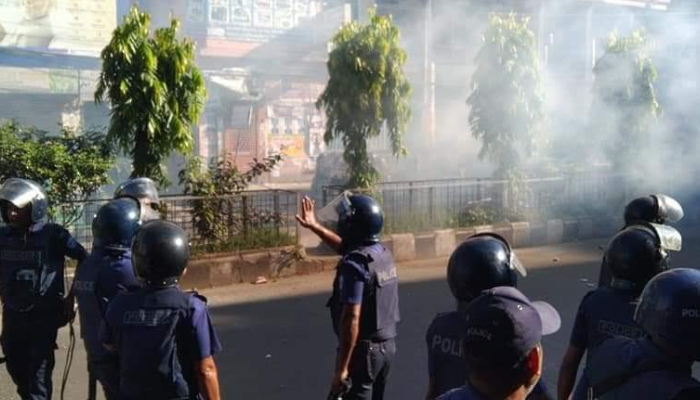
left=190, top=0, right=320, bottom=43
left=0, top=0, right=116, bottom=55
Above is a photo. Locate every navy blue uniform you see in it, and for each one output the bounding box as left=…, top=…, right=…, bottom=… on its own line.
left=436, top=383, right=491, bottom=400
left=0, top=222, right=87, bottom=400
left=73, top=248, right=140, bottom=400
left=101, top=286, right=222, bottom=400
left=588, top=337, right=700, bottom=400
left=568, top=287, right=644, bottom=400
left=426, top=311, right=550, bottom=399
left=328, top=243, right=400, bottom=400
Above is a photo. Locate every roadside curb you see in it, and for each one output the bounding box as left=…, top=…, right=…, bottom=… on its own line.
left=181, top=217, right=624, bottom=289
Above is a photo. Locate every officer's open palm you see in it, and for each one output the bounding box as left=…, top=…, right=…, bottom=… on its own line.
left=295, top=196, right=318, bottom=229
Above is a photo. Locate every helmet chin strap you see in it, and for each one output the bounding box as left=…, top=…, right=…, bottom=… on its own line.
left=610, top=278, right=637, bottom=292
left=145, top=277, right=180, bottom=288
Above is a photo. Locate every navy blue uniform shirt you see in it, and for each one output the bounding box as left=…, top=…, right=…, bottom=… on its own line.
left=101, top=287, right=222, bottom=398
left=0, top=222, right=86, bottom=313
left=336, top=245, right=375, bottom=305
left=569, top=287, right=644, bottom=351
left=427, top=311, right=550, bottom=399
left=437, top=383, right=491, bottom=400
left=74, top=247, right=140, bottom=360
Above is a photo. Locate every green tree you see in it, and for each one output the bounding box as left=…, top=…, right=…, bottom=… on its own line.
left=178, top=154, right=282, bottom=245
left=0, top=121, right=116, bottom=226
left=317, top=7, right=412, bottom=189
left=95, top=6, right=206, bottom=187
left=467, top=13, right=545, bottom=176
left=590, top=30, right=660, bottom=170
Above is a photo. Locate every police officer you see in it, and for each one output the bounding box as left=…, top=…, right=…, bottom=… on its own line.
left=296, top=194, right=400, bottom=400
left=73, top=197, right=143, bottom=400
left=101, top=220, right=222, bottom=400
left=436, top=286, right=561, bottom=400
left=425, top=234, right=552, bottom=400
left=597, top=194, right=683, bottom=287
left=586, top=268, right=700, bottom=400
left=0, top=177, right=87, bottom=400
left=557, top=222, right=681, bottom=400
left=114, top=177, right=161, bottom=221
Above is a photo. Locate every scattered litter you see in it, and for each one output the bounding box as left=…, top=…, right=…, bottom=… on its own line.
left=552, top=258, right=559, bottom=263
left=580, top=278, right=589, bottom=282
left=253, top=276, right=268, bottom=285
left=586, top=283, right=596, bottom=288
left=265, top=354, right=272, bottom=359
left=598, top=245, right=605, bottom=250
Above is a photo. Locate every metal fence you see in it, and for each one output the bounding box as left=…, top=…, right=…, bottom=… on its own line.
left=56, top=190, right=300, bottom=252
left=322, top=173, right=631, bottom=233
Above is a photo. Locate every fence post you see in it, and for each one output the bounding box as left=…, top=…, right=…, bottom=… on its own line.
left=273, top=191, right=281, bottom=236
left=409, top=182, right=414, bottom=215
left=242, top=195, right=249, bottom=240
left=295, top=192, right=302, bottom=245
left=428, top=186, right=435, bottom=226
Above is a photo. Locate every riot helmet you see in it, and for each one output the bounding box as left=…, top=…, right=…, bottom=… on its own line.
left=624, top=194, right=683, bottom=226
left=0, top=178, right=48, bottom=223
left=92, top=197, right=142, bottom=251
left=447, top=233, right=527, bottom=303
left=132, top=220, right=190, bottom=287
left=318, top=192, right=383, bottom=245
left=603, top=222, right=681, bottom=292
left=114, top=177, right=160, bottom=204
left=634, top=268, right=700, bottom=361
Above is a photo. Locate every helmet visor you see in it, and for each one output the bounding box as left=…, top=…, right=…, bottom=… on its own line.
left=510, top=251, right=527, bottom=277
left=649, top=223, right=683, bottom=252
left=0, top=179, right=44, bottom=210
left=653, top=194, right=684, bottom=223
left=315, top=191, right=352, bottom=232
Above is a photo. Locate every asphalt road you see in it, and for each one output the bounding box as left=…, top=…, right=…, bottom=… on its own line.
left=2, top=228, right=700, bottom=400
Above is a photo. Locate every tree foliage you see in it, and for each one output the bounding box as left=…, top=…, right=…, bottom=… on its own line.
left=178, top=154, right=282, bottom=244
left=95, top=6, right=206, bottom=187
left=0, top=121, right=115, bottom=226
left=590, top=29, right=660, bottom=170
left=467, top=13, right=545, bottom=176
left=317, top=7, right=412, bottom=189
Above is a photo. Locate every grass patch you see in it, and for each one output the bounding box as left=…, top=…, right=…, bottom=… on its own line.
left=191, top=229, right=296, bottom=256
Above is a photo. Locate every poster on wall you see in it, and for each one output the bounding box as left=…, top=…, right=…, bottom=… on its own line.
left=0, top=0, right=117, bottom=55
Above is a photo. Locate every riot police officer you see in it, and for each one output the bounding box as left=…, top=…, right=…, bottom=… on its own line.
left=436, top=286, right=561, bottom=400
left=101, top=220, right=222, bottom=400
left=586, top=268, right=700, bottom=400
left=597, top=194, right=683, bottom=287
left=557, top=222, right=681, bottom=400
left=114, top=177, right=161, bottom=221
left=425, top=234, right=552, bottom=400
left=296, top=194, right=400, bottom=400
left=73, top=197, right=143, bottom=400
left=0, top=177, right=87, bottom=400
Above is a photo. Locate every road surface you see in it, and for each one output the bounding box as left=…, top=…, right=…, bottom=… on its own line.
left=2, top=228, right=700, bottom=399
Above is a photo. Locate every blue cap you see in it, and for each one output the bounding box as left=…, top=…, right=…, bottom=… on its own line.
left=463, top=286, right=561, bottom=369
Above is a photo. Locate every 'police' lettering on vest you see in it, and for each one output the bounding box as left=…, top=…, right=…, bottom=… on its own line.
left=597, top=320, right=644, bottom=339
left=682, top=309, right=700, bottom=318
left=124, top=309, right=175, bottom=326
left=431, top=334, right=464, bottom=357
left=72, top=280, right=95, bottom=292
left=377, top=267, right=397, bottom=284
left=1, top=250, right=41, bottom=262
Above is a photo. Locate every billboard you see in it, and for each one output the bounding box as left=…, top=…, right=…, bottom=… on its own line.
left=0, top=0, right=116, bottom=55
left=189, top=0, right=320, bottom=43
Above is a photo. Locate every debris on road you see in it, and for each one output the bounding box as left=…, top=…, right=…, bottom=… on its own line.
left=552, top=258, right=559, bottom=263
left=253, top=276, right=268, bottom=285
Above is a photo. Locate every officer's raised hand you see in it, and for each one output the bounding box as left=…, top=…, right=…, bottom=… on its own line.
left=296, top=196, right=342, bottom=252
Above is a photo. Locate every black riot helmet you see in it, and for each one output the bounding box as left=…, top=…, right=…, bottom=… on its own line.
left=634, top=268, right=700, bottom=361
left=114, top=177, right=159, bottom=204
left=131, top=220, right=190, bottom=287
left=624, top=194, right=684, bottom=226
left=92, top=197, right=142, bottom=251
left=447, top=233, right=527, bottom=303
left=336, top=194, right=384, bottom=245
left=603, top=222, right=681, bottom=292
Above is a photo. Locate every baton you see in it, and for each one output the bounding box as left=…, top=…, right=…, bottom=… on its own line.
left=326, top=378, right=352, bottom=400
